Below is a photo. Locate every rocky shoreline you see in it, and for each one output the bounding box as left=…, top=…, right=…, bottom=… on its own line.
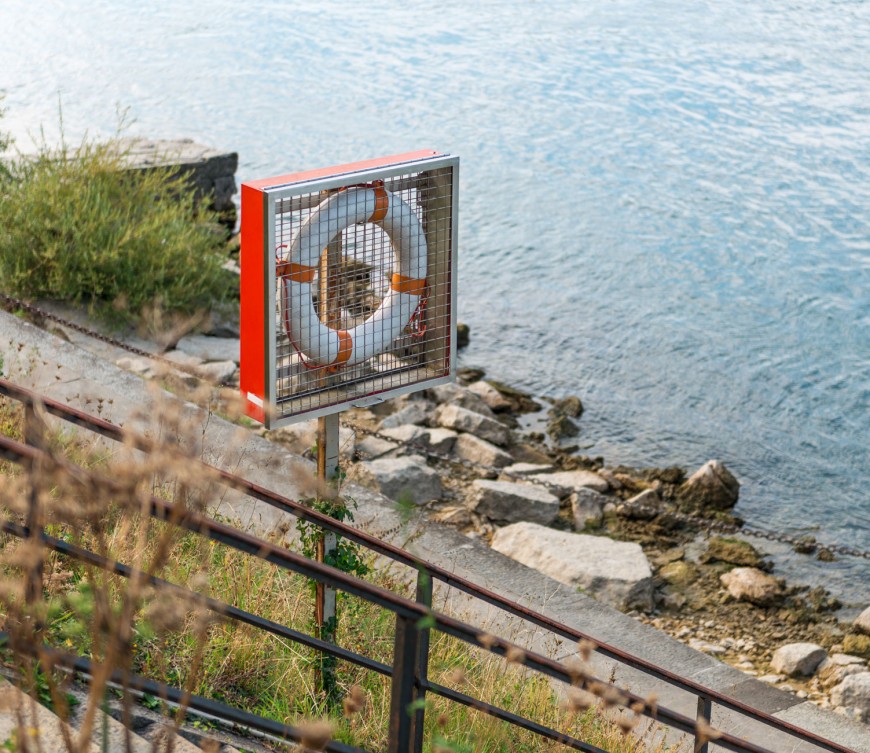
left=9, top=300, right=870, bottom=725
left=304, top=362, right=870, bottom=725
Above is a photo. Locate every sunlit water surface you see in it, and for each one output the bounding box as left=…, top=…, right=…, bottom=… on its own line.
left=2, top=1, right=868, bottom=603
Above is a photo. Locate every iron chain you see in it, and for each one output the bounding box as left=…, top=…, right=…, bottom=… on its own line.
left=4, top=293, right=869, bottom=562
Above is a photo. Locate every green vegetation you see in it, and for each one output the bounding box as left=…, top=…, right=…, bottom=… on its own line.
left=0, top=111, right=233, bottom=325
left=0, top=391, right=679, bottom=752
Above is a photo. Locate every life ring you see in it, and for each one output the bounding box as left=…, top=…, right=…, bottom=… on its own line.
left=280, top=185, right=427, bottom=369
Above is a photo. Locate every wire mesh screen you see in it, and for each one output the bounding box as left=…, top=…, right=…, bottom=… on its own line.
left=256, top=157, right=457, bottom=426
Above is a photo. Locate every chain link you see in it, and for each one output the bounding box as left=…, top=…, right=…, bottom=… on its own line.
left=0, top=293, right=237, bottom=388
left=4, top=293, right=869, bottom=562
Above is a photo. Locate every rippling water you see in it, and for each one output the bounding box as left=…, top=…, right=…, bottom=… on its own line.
left=2, top=1, right=868, bottom=601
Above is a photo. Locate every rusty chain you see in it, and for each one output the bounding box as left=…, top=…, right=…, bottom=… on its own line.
left=3, top=292, right=869, bottom=562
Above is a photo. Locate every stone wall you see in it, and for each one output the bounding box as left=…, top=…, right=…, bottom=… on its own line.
left=118, top=137, right=238, bottom=229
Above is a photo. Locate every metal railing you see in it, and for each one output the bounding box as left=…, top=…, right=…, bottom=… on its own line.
left=0, top=377, right=857, bottom=753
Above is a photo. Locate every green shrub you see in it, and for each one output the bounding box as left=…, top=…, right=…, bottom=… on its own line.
left=0, top=133, right=233, bottom=324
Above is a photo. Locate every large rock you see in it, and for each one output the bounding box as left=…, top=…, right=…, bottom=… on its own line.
left=830, top=672, right=870, bottom=723
left=855, top=606, right=870, bottom=635
left=468, top=480, right=559, bottom=526
left=819, top=654, right=868, bottom=689
left=677, top=459, right=739, bottom=512
left=175, top=334, right=240, bottom=363
left=434, top=404, right=511, bottom=446
left=467, top=380, right=512, bottom=412
left=770, top=643, right=827, bottom=677
left=570, top=488, right=608, bottom=529
left=490, top=523, right=654, bottom=611
left=380, top=425, right=458, bottom=454
left=346, top=456, right=441, bottom=504
left=380, top=402, right=433, bottom=429
left=453, top=434, right=513, bottom=468
left=720, top=567, right=782, bottom=606
left=527, top=470, right=609, bottom=498
left=427, top=383, right=495, bottom=418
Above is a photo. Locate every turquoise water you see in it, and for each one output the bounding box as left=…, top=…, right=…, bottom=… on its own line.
left=2, top=1, right=868, bottom=600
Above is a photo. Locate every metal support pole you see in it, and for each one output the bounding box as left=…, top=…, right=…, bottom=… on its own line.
left=695, top=694, right=713, bottom=753
left=315, top=412, right=340, bottom=698
left=388, top=613, right=420, bottom=753
left=412, top=570, right=433, bottom=753
left=23, top=405, right=43, bottom=608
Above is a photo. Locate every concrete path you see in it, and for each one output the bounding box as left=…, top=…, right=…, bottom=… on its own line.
left=2, top=309, right=868, bottom=753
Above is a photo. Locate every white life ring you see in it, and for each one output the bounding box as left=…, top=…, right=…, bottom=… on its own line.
left=280, top=185, right=427, bottom=369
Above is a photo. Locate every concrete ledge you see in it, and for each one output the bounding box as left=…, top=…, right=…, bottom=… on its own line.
left=2, top=309, right=868, bottom=753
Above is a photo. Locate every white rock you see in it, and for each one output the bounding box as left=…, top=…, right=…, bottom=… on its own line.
left=758, top=674, right=786, bottom=684
left=490, top=522, right=654, bottom=610
left=830, top=672, right=870, bottom=723
left=355, top=435, right=399, bottom=459
left=468, top=480, right=559, bottom=526
left=500, top=462, right=555, bottom=477
left=854, top=605, right=870, bottom=635
left=527, top=470, right=609, bottom=498
left=570, top=488, right=608, bottom=529
left=175, top=334, right=239, bottom=363
left=380, top=402, right=433, bottom=429
left=434, top=404, right=511, bottom=446
left=453, top=434, right=513, bottom=468
left=347, top=455, right=442, bottom=505
left=196, top=360, right=237, bottom=383
left=162, top=349, right=204, bottom=367
left=428, top=383, right=495, bottom=417
left=678, top=459, right=739, bottom=511
left=689, top=639, right=727, bottom=655
left=467, top=380, right=512, bottom=411
left=720, top=567, right=781, bottom=606
left=115, top=356, right=155, bottom=377
left=770, top=643, right=827, bottom=677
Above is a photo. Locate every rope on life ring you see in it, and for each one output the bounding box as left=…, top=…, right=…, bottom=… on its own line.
left=280, top=185, right=428, bottom=369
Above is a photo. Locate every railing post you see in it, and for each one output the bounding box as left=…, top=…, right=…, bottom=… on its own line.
left=412, top=570, right=433, bottom=753
left=389, top=613, right=420, bottom=753
left=23, top=404, right=44, bottom=608
left=695, top=693, right=713, bottom=753
left=315, top=412, right=340, bottom=700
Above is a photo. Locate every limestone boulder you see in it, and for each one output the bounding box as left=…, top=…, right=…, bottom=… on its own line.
left=434, top=404, right=511, bottom=447
left=346, top=455, right=441, bottom=505
left=770, top=643, right=827, bottom=677
left=818, top=654, right=868, bottom=689
left=490, top=523, right=654, bottom=611
left=468, top=480, right=559, bottom=526
left=720, top=567, right=782, bottom=606
left=527, top=470, right=609, bottom=498
left=855, top=606, right=870, bottom=635
left=175, top=334, right=239, bottom=363
left=453, top=434, right=513, bottom=469
left=428, top=383, right=495, bottom=418
left=830, top=672, right=870, bottom=723
left=196, top=360, right=237, bottom=384
left=380, top=425, right=458, bottom=455
left=380, top=402, right=433, bottom=429
left=677, top=459, right=739, bottom=512
left=570, top=488, right=608, bottom=529
left=468, top=380, right=513, bottom=412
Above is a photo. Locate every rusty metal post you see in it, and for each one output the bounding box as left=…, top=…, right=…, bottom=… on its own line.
left=388, top=613, right=420, bottom=753
left=314, top=204, right=343, bottom=699
left=412, top=570, right=433, bottom=753
left=695, top=694, right=713, bottom=753
left=314, top=412, right=340, bottom=698
left=23, top=404, right=43, bottom=608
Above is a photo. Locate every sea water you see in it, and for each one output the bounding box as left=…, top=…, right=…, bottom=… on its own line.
left=1, top=0, right=868, bottom=603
